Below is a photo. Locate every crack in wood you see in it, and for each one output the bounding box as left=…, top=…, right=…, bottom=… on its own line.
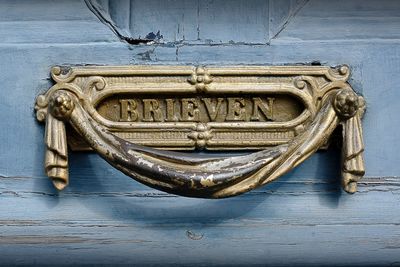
left=269, top=0, right=310, bottom=42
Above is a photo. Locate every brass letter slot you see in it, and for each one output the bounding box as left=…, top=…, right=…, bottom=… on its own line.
left=35, top=65, right=365, bottom=198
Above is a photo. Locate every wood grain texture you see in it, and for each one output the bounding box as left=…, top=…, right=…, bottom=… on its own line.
left=99, top=0, right=269, bottom=43
left=0, top=0, right=119, bottom=44
left=1, top=175, right=400, bottom=266
left=273, top=0, right=400, bottom=41
left=0, top=0, right=400, bottom=265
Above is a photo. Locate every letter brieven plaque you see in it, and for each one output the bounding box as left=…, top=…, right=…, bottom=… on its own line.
left=35, top=65, right=365, bottom=198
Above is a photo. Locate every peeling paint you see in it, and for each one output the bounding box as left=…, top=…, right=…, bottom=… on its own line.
left=186, top=230, right=204, bottom=240
left=200, top=175, right=216, bottom=187
left=137, top=158, right=154, bottom=169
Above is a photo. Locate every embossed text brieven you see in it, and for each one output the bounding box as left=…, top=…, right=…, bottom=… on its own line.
left=115, top=97, right=276, bottom=122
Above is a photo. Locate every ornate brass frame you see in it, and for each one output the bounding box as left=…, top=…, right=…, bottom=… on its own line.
left=35, top=65, right=365, bottom=198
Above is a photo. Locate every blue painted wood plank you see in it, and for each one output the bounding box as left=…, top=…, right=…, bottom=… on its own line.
left=1, top=176, right=399, bottom=224
left=128, top=0, right=199, bottom=42
left=198, top=0, right=269, bottom=43
left=0, top=0, right=400, bottom=265
left=96, top=0, right=270, bottom=44
left=0, top=42, right=399, bottom=177
left=0, top=0, right=97, bottom=21
left=268, top=0, right=308, bottom=40
left=0, top=0, right=118, bottom=44
left=274, top=0, right=400, bottom=41
left=1, top=173, right=400, bottom=265
left=0, top=213, right=400, bottom=265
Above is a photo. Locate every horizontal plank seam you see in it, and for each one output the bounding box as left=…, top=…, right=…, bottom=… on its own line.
left=2, top=38, right=400, bottom=46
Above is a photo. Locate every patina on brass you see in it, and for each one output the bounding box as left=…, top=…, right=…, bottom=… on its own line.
left=35, top=65, right=365, bottom=197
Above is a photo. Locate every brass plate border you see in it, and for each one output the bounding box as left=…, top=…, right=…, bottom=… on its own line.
left=35, top=64, right=366, bottom=196
left=38, top=65, right=350, bottom=150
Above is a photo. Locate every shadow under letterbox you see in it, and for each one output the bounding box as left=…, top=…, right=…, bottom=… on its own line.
left=33, top=128, right=344, bottom=225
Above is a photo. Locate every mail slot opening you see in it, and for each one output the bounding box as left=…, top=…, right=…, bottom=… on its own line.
left=96, top=93, right=305, bottom=123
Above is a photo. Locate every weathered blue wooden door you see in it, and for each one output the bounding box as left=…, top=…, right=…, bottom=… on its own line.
left=1, top=0, right=400, bottom=265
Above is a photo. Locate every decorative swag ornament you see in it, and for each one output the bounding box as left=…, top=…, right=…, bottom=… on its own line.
left=35, top=65, right=365, bottom=198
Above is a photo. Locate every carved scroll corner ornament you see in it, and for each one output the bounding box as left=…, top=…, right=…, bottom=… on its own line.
left=35, top=65, right=365, bottom=197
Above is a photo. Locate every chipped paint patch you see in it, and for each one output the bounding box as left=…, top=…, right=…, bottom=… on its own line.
left=137, top=158, right=154, bottom=168
left=186, top=230, right=204, bottom=240
left=128, top=150, right=155, bottom=168
left=200, top=174, right=216, bottom=187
